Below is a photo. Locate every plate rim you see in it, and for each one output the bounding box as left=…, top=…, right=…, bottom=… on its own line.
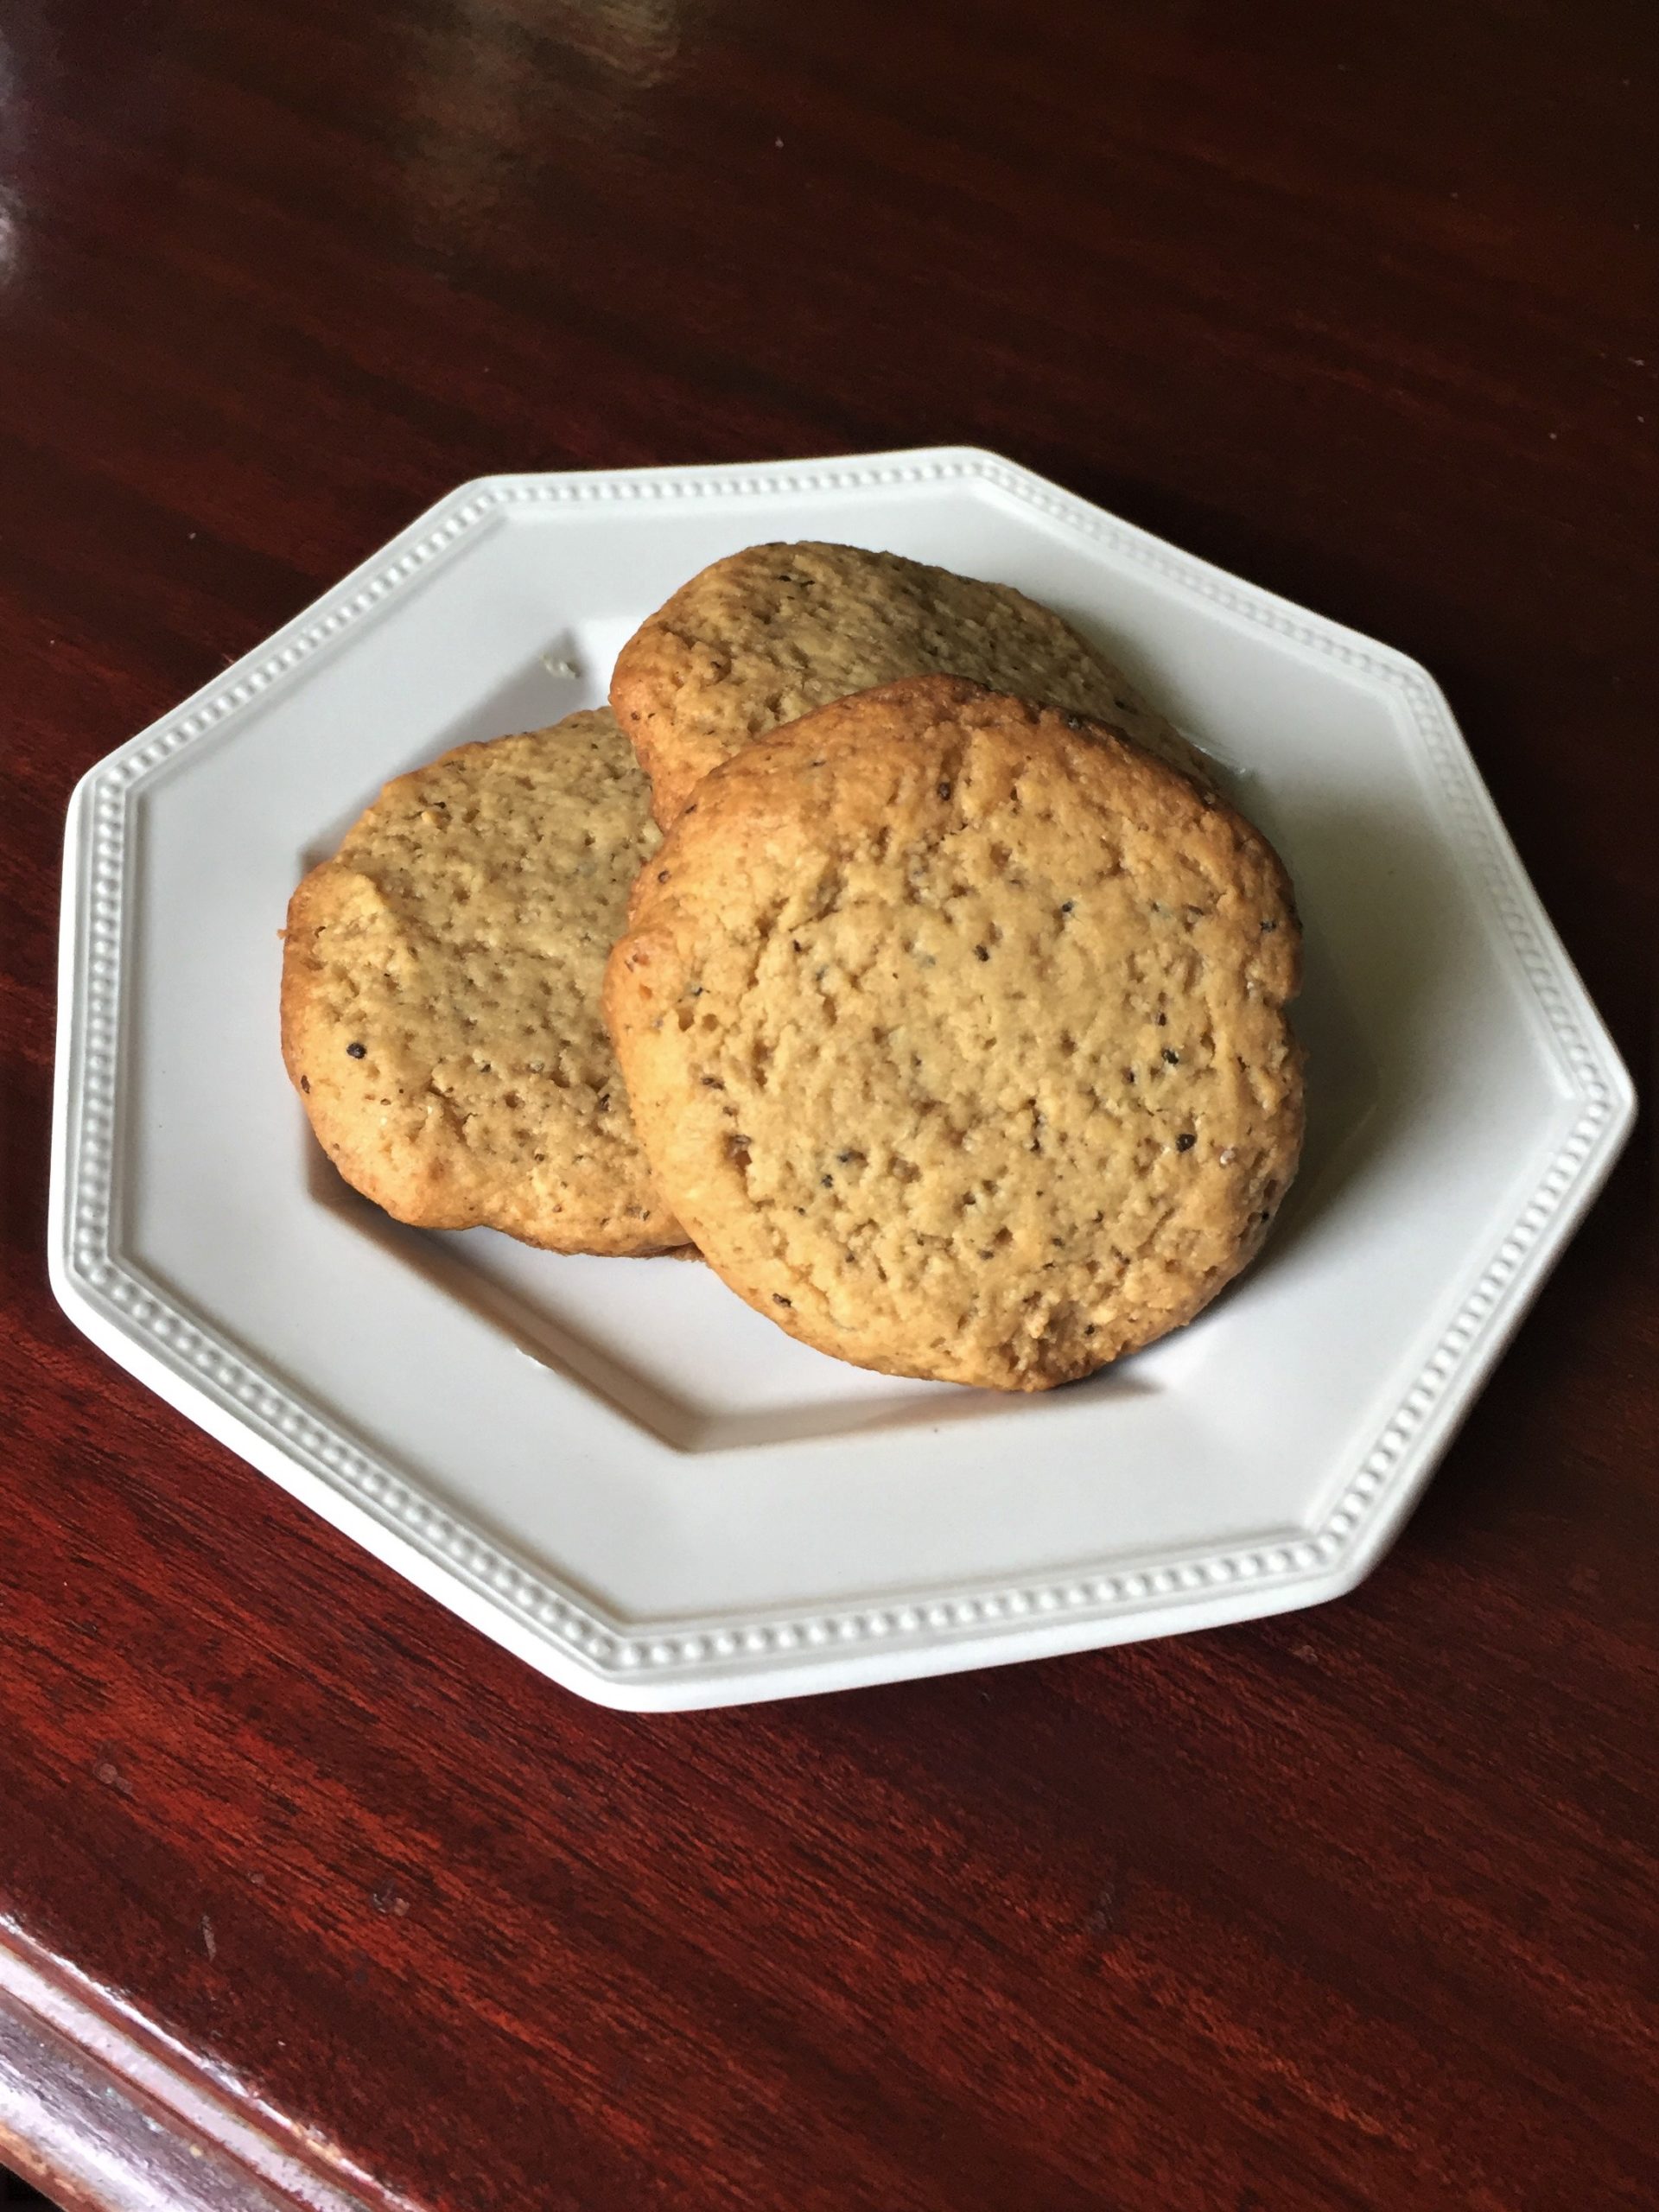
left=48, top=443, right=1637, bottom=1709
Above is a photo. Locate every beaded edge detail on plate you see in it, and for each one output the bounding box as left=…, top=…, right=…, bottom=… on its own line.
left=60, top=454, right=1626, bottom=1681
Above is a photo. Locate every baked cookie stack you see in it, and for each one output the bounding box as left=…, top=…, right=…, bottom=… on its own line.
left=283, top=543, right=1303, bottom=1391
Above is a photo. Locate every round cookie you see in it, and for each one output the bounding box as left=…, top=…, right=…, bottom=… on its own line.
left=283, top=709, right=688, bottom=1255
left=609, top=540, right=1209, bottom=824
left=605, top=677, right=1301, bottom=1389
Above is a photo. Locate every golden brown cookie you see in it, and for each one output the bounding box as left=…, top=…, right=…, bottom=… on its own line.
left=605, top=677, right=1300, bottom=1387
left=283, top=709, right=687, bottom=1255
left=609, top=540, right=1207, bottom=823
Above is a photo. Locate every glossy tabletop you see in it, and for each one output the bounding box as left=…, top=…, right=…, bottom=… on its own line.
left=2, top=3, right=1656, bottom=2208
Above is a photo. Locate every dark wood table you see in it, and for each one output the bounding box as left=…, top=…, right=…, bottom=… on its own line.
left=3, top=3, right=1655, bottom=2207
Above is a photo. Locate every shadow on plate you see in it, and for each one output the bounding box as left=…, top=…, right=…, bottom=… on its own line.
left=302, top=1138, right=1158, bottom=1454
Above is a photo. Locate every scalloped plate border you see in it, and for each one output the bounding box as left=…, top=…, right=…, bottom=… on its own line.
left=48, top=447, right=1635, bottom=1709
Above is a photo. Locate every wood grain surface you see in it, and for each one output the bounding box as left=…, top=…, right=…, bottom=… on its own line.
left=2, top=2, right=1656, bottom=2207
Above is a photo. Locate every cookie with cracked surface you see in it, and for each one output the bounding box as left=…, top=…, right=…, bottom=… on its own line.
left=609, top=539, right=1209, bottom=824
left=283, top=709, right=688, bottom=1255
left=605, top=676, right=1300, bottom=1388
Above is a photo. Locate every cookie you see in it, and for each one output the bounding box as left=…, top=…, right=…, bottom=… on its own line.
left=283, top=709, right=688, bottom=1255
left=609, top=540, right=1208, bottom=823
left=605, top=677, right=1300, bottom=1388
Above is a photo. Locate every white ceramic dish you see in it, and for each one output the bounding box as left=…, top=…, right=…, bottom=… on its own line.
left=49, top=447, right=1633, bottom=1708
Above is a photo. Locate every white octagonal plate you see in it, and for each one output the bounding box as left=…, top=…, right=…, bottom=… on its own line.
left=49, top=447, right=1634, bottom=1708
